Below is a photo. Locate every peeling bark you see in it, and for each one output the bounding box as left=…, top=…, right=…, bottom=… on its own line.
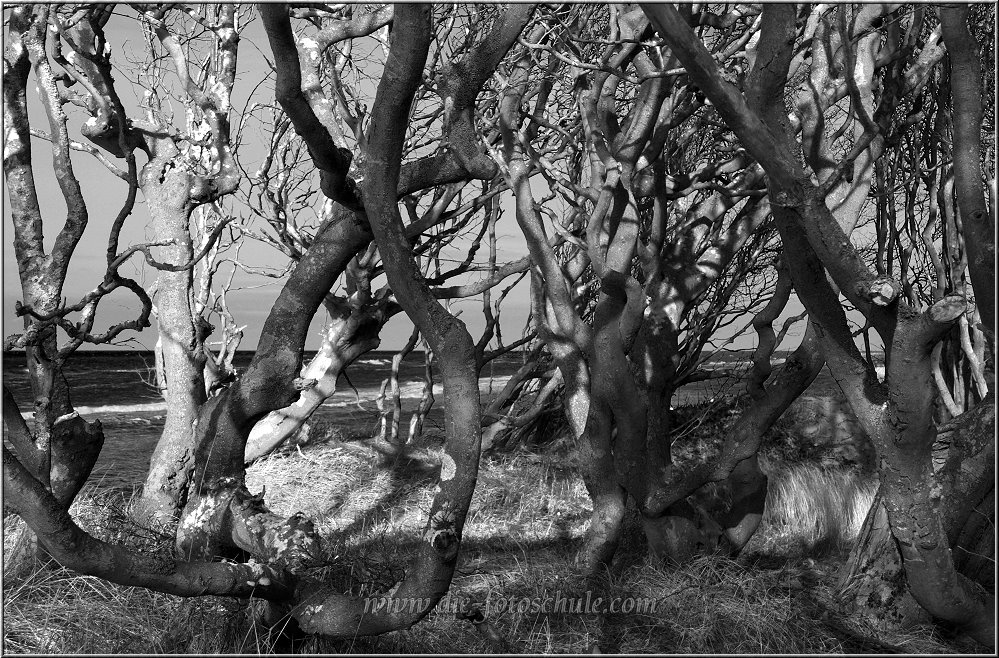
left=177, top=204, right=372, bottom=562
left=295, top=6, right=485, bottom=633
left=244, top=298, right=390, bottom=462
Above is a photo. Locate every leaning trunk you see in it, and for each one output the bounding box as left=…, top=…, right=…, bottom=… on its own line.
left=244, top=300, right=387, bottom=463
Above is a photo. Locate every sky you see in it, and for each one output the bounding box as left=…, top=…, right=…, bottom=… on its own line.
left=2, top=5, right=820, bottom=361
left=1, top=8, right=535, bottom=354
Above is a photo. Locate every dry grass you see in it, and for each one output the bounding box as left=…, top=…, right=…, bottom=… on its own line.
left=753, top=464, right=878, bottom=556
left=3, top=493, right=283, bottom=654
left=3, top=427, right=962, bottom=654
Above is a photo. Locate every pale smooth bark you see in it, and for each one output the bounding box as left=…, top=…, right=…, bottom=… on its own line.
left=244, top=300, right=390, bottom=462
left=133, top=161, right=208, bottom=525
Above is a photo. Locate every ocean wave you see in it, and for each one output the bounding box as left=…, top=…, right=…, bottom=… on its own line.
left=78, top=402, right=167, bottom=415
left=356, top=358, right=392, bottom=366
left=15, top=375, right=514, bottom=417
left=319, top=375, right=516, bottom=408
left=21, top=401, right=168, bottom=419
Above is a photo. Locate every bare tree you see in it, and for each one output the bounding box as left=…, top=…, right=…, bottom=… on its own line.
left=477, top=3, right=822, bottom=572
left=242, top=4, right=535, bottom=459
left=4, top=2, right=992, bottom=648
left=5, top=0, right=536, bottom=638
left=644, top=2, right=993, bottom=645
left=130, top=5, right=245, bottom=524
left=3, top=5, right=144, bottom=561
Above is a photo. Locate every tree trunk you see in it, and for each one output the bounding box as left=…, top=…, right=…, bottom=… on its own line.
left=374, top=327, right=418, bottom=445
left=939, top=5, right=995, bottom=331
left=4, top=373, right=103, bottom=571
left=176, top=203, right=372, bottom=562
left=953, top=489, right=995, bottom=588
left=2, top=7, right=105, bottom=566
left=134, top=161, right=207, bottom=527
left=844, top=487, right=995, bottom=621
left=407, top=343, right=435, bottom=443
left=290, top=10, right=492, bottom=632
left=4, top=445, right=296, bottom=599
left=842, top=398, right=996, bottom=624
left=838, top=488, right=931, bottom=630
left=641, top=324, right=825, bottom=558
left=578, top=281, right=644, bottom=573
left=244, top=300, right=387, bottom=462
left=577, top=414, right=628, bottom=573
left=645, top=4, right=994, bottom=644
left=718, top=454, right=769, bottom=552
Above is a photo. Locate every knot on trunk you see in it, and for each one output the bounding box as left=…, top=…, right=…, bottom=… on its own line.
left=426, top=506, right=460, bottom=561
left=176, top=485, right=239, bottom=561
left=293, top=377, right=318, bottom=391
left=229, top=489, right=322, bottom=572
left=927, top=295, right=967, bottom=324
left=858, top=278, right=901, bottom=306
left=429, top=527, right=460, bottom=561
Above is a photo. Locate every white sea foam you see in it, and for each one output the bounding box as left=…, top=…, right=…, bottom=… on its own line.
left=77, top=402, right=167, bottom=415
left=21, top=401, right=168, bottom=419
left=356, top=358, right=392, bottom=366
left=320, top=374, right=516, bottom=408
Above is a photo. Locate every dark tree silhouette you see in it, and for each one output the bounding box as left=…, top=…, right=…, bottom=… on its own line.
left=3, top=2, right=993, bottom=648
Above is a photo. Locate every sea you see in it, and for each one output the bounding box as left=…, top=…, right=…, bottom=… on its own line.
left=2, top=349, right=761, bottom=491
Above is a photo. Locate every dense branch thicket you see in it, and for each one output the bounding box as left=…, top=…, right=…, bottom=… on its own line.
left=3, top=2, right=994, bottom=648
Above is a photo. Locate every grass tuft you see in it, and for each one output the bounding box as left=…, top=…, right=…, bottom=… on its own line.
left=753, top=464, right=878, bottom=556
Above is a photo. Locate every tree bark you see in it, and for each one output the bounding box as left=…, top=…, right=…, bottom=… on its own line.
left=939, top=5, right=995, bottom=331
left=244, top=299, right=389, bottom=463
left=577, top=277, right=648, bottom=572
left=3, top=5, right=105, bottom=517
left=177, top=204, right=372, bottom=562
left=133, top=158, right=208, bottom=527
left=647, top=4, right=995, bottom=645
left=292, top=6, right=486, bottom=633
left=4, top=445, right=295, bottom=600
